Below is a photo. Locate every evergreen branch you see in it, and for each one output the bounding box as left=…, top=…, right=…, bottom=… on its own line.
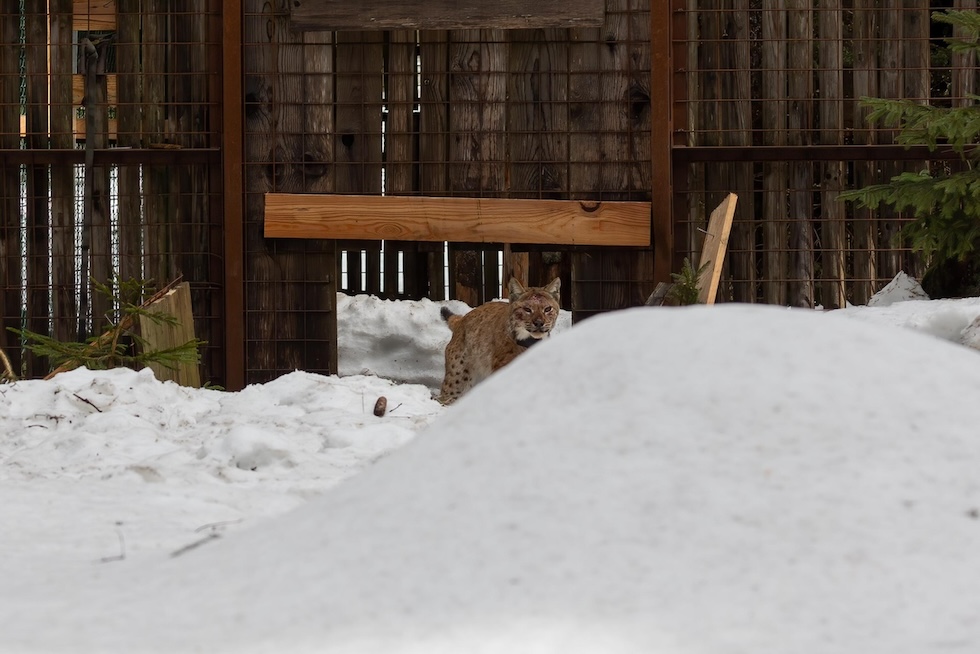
left=43, top=277, right=185, bottom=380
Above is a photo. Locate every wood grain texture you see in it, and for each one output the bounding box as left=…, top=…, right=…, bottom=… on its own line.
left=698, top=193, right=737, bottom=305
left=264, top=194, right=651, bottom=247
left=290, top=0, right=603, bottom=30
left=139, top=282, right=202, bottom=388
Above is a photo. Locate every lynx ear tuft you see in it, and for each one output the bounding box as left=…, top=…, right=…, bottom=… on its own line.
left=544, top=277, right=561, bottom=303
left=507, top=277, right=527, bottom=301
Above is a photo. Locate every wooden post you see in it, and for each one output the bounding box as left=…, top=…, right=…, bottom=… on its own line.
left=419, top=30, right=450, bottom=300
left=0, top=6, right=20, bottom=372
left=448, top=28, right=507, bottom=305
left=819, top=0, right=846, bottom=309
left=761, top=0, right=788, bottom=305
left=385, top=29, right=423, bottom=299
left=851, top=0, right=878, bottom=304
left=50, top=0, right=77, bottom=344
left=507, top=27, right=568, bottom=287
left=117, top=2, right=143, bottom=284
left=25, top=0, right=50, bottom=377
left=221, top=0, right=246, bottom=390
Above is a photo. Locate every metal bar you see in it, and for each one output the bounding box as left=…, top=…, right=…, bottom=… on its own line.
left=650, top=0, right=673, bottom=285
left=673, top=144, right=967, bottom=163
left=0, top=147, right=221, bottom=165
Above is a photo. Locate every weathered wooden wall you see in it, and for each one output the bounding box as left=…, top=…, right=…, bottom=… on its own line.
left=678, top=0, right=961, bottom=308
left=5, top=0, right=969, bottom=388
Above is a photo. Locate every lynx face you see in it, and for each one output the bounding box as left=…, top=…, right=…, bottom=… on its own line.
left=507, top=277, right=561, bottom=347
left=438, top=277, right=561, bottom=404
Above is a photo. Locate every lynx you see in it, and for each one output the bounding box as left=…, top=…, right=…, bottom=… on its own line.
left=438, top=277, right=561, bottom=404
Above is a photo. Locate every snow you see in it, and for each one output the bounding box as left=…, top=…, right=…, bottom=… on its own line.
left=3, top=275, right=980, bottom=653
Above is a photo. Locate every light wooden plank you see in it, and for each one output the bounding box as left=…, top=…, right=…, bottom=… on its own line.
left=290, top=0, right=603, bottom=30
left=264, top=194, right=651, bottom=247
left=139, top=282, right=201, bottom=388
left=74, top=0, right=115, bottom=31
left=698, top=193, right=738, bottom=305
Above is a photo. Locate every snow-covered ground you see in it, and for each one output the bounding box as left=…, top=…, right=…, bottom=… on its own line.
left=3, top=275, right=980, bottom=653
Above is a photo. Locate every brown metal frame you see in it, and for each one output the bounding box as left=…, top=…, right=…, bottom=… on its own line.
left=650, top=0, right=673, bottom=284
left=220, top=0, right=245, bottom=390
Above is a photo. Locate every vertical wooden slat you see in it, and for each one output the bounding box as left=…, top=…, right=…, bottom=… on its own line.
left=143, top=0, right=173, bottom=284
left=244, top=0, right=338, bottom=382
left=902, top=0, right=931, bottom=282
left=50, top=0, right=76, bottom=344
left=507, top=27, right=569, bottom=288
left=335, top=31, right=384, bottom=295
left=172, top=0, right=211, bottom=354
left=761, top=0, right=787, bottom=305
left=419, top=30, right=449, bottom=300
left=851, top=0, right=878, bottom=304
left=719, top=0, right=753, bottom=303
left=627, top=0, right=654, bottom=306
left=876, top=0, right=902, bottom=282
left=448, top=28, right=507, bottom=305
left=568, top=23, right=602, bottom=320
left=786, top=0, right=813, bottom=307
left=952, top=0, right=977, bottom=106
left=385, top=29, right=422, bottom=299
left=819, top=0, right=846, bottom=309
left=699, top=0, right=741, bottom=302
left=117, top=1, right=142, bottom=284
left=243, top=0, right=278, bottom=381
left=81, top=35, right=112, bottom=334
left=296, top=27, right=337, bottom=374
left=0, top=4, right=21, bottom=372
left=569, top=0, right=651, bottom=317
left=679, top=0, right=702, bottom=268
left=24, top=1, right=49, bottom=376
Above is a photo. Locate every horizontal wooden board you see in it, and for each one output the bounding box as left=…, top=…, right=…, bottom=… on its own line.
left=74, top=0, right=116, bottom=31
left=264, top=194, right=651, bottom=247
left=290, top=0, right=604, bottom=30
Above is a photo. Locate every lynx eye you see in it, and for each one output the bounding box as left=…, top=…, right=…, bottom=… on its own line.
left=523, top=307, right=532, bottom=314
left=544, top=306, right=553, bottom=313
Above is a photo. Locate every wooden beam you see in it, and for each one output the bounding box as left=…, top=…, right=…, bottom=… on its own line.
left=698, top=193, right=738, bottom=305
left=264, top=194, right=651, bottom=247
left=289, top=0, right=604, bottom=30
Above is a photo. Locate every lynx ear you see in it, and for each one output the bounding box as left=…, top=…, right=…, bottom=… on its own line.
left=507, top=277, right=527, bottom=301
left=543, top=277, right=561, bottom=302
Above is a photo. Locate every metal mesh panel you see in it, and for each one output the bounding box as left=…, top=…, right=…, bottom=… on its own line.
left=0, top=2, right=225, bottom=382
left=672, top=0, right=973, bottom=307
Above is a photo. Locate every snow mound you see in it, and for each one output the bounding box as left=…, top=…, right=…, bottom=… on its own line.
left=867, top=271, right=929, bottom=306
left=12, top=304, right=980, bottom=654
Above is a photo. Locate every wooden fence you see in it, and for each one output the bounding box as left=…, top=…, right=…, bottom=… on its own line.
left=1, top=0, right=975, bottom=388
left=673, top=0, right=977, bottom=308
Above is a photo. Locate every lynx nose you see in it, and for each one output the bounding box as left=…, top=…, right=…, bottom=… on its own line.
left=533, top=317, right=544, bottom=329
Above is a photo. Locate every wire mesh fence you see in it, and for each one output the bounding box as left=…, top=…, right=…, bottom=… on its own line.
left=3, top=0, right=972, bottom=386
left=1, top=1, right=224, bottom=381
left=673, top=0, right=976, bottom=307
